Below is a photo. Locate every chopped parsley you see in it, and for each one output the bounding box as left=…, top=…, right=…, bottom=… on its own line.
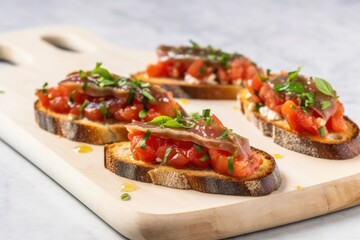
left=138, top=109, right=147, bottom=119
left=219, top=129, right=229, bottom=140
left=254, top=102, right=263, bottom=113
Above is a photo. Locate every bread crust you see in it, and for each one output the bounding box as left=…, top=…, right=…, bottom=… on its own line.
left=104, top=142, right=282, bottom=196
left=132, top=71, right=241, bottom=100
left=34, top=100, right=128, bottom=145
left=239, top=89, right=360, bottom=160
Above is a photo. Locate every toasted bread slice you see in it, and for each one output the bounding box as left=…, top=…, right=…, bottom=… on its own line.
left=239, top=89, right=360, bottom=160
left=34, top=100, right=128, bottom=145
left=104, top=142, right=282, bottom=196
left=133, top=71, right=241, bottom=100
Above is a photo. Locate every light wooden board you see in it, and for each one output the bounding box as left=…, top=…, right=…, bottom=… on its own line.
left=0, top=26, right=359, bottom=240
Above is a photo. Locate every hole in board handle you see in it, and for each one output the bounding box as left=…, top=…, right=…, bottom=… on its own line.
left=42, top=34, right=96, bottom=53
left=0, top=45, right=33, bottom=66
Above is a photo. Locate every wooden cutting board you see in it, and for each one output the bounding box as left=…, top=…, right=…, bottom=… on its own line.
left=0, top=26, right=359, bottom=240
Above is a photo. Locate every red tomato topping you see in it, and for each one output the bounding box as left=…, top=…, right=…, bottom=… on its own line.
left=281, top=100, right=319, bottom=136
left=128, top=131, right=262, bottom=177
left=327, top=100, right=348, bottom=132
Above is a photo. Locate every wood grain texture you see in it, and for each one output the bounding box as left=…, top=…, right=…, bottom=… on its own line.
left=0, top=27, right=359, bottom=240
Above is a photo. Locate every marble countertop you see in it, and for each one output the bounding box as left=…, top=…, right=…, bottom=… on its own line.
left=1, top=0, right=360, bottom=239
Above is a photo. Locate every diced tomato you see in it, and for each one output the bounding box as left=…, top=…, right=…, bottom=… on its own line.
left=187, top=144, right=209, bottom=168
left=187, top=59, right=207, bottom=79
left=281, top=100, right=319, bottom=135
left=247, top=74, right=263, bottom=94
left=147, top=60, right=170, bottom=77
left=69, top=105, right=81, bottom=117
left=113, top=103, right=143, bottom=122
left=244, top=64, right=258, bottom=80
left=327, top=101, right=348, bottom=132
left=73, top=92, right=88, bottom=104
left=36, top=90, right=51, bottom=108
left=83, top=103, right=104, bottom=122
left=49, top=97, right=70, bottom=114
left=259, top=84, right=285, bottom=114
left=210, top=114, right=224, bottom=127
left=228, top=59, right=244, bottom=81
left=208, top=149, right=253, bottom=177
left=217, top=67, right=230, bottom=82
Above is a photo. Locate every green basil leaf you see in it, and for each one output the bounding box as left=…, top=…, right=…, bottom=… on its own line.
left=227, top=153, right=235, bottom=174
left=142, top=89, right=156, bottom=103
left=314, top=77, right=338, bottom=98
left=198, top=65, right=207, bottom=76
left=274, top=82, right=305, bottom=94
left=98, top=77, right=115, bottom=88
left=202, top=109, right=211, bottom=118
left=163, top=119, right=194, bottom=129
left=117, top=78, right=128, bottom=87
left=99, top=103, right=108, bottom=118
left=120, top=193, right=131, bottom=201
left=254, top=102, right=263, bottom=113
left=194, top=144, right=204, bottom=153
left=147, top=116, right=173, bottom=125
left=300, top=92, right=315, bottom=108
left=162, top=147, right=173, bottom=165
left=92, top=62, right=112, bottom=80
left=139, top=130, right=151, bottom=150
left=318, top=126, right=326, bottom=138
left=69, top=90, right=76, bottom=105
left=126, top=87, right=136, bottom=105
left=199, top=153, right=209, bottom=162
left=320, top=100, right=332, bottom=110
left=189, top=39, right=200, bottom=49
left=176, top=109, right=182, bottom=122
left=42, top=82, right=48, bottom=95
left=139, top=109, right=147, bottom=119
left=140, top=82, right=151, bottom=88
left=79, top=70, right=88, bottom=79
left=287, top=66, right=302, bottom=82
left=82, top=82, right=88, bottom=91
left=219, top=129, right=229, bottom=140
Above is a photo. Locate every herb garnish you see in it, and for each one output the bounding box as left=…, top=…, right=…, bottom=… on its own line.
left=314, top=77, right=338, bottom=98
left=121, top=193, right=131, bottom=201
left=318, top=126, right=326, bottom=138
left=82, top=82, right=88, bottom=91
left=287, top=66, right=302, bottom=82
left=79, top=70, right=88, bottom=79
left=198, top=65, right=207, bottom=76
left=162, top=147, right=173, bottom=165
left=320, top=100, right=332, bottom=110
left=189, top=39, right=200, bottom=49
left=139, top=109, right=147, bottom=119
left=257, top=69, right=272, bottom=82
left=254, top=102, right=263, bottom=113
left=227, top=152, right=236, bottom=174
left=194, top=143, right=204, bottom=153
left=274, top=82, right=305, bottom=94
left=78, top=99, right=89, bottom=119
left=219, top=129, right=229, bottom=140
left=99, top=103, right=108, bottom=118
left=69, top=90, right=76, bottom=105
left=199, top=153, right=210, bottom=162
left=42, top=82, right=48, bottom=96
left=139, top=130, right=151, bottom=150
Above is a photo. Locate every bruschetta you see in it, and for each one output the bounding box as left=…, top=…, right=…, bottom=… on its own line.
left=104, top=109, right=282, bottom=196
left=239, top=67, right=360, bottom=159
left=35, top=63, right=184, bottom=145
left=133, top=41, right=262, bottom=99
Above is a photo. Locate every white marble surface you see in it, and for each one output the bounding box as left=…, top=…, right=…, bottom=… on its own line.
left=1, top=0, right=360, bottom=239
